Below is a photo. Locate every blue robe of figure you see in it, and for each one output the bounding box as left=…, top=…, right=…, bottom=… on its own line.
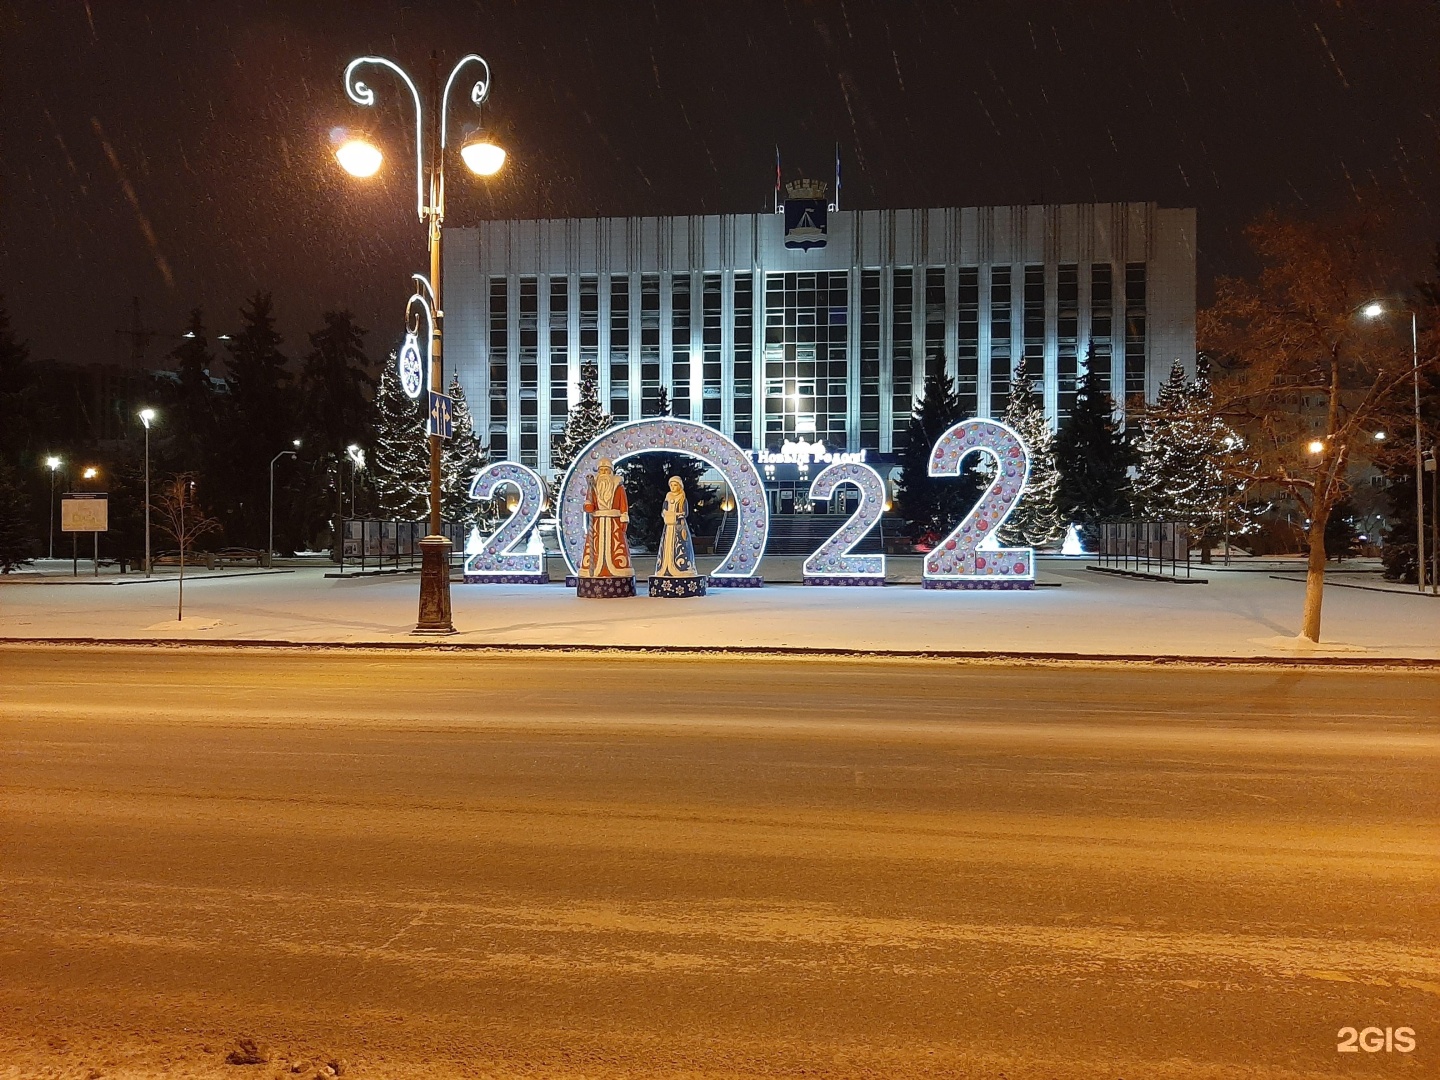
left=654, top=478, right=698, bottom=578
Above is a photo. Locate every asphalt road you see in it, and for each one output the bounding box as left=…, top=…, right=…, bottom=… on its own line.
left=1, top=646, right=1436, bottom=1079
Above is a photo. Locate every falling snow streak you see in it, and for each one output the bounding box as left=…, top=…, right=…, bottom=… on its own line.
left=91, top=117, right=175, bottom=291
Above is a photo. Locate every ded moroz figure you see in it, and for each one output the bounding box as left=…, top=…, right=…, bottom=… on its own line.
left=650, top=475, right=707, bottom=598
left=577, top=459, right=636, bottom=598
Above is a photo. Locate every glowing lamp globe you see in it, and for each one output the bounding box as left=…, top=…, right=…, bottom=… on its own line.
left=1361, top=301, right=1385, bottom=320
left=1307, top=440, right=1325, bottom=454
left=336, top=138, right=383, bottom=178
left=460, top=136, right=506, bottom=177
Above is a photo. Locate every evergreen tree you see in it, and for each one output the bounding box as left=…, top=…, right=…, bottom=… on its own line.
left=220, top=292, right=293, bottom=546
left=894, top=371, right=982, bottom=544
left=552, top=359, right=611, bottom=475
left=0, top=301, right=33, bottom=465
left=1054, top=365, right=1134, bottom=546
left=997, top=360, right=1063, bottom=547
left=299, top=310, right=374, bottom=452
left=0, top=461, right=35, bottom=572
left=296, top=310, right=374, bottom=545
left=369, top=358, right=429, bottom=519
left=225, top=293, right=291, bottom=437
left=161, top=309, right=220, bottom=477
left=1131, top=359, right=1259, bottom=558
left=442, top=373, right=489, bottom=528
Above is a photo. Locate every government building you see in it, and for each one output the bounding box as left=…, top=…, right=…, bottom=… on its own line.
left=443, top=194, right=1196, bottom=485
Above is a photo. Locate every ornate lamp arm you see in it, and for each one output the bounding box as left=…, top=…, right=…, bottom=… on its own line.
left=404, top=288, right=436, bottom=397
left=436, top=54, right=492, bottom=224
left=344, top=56, right=426, bottom=221
left=441, top=54, right=492, bottom=149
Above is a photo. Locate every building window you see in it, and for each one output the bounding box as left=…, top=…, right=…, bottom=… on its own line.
left=956, top=267, right=979, bottom=418
left=701, top=273, right=723, bottom=426
left=924, top=267, right=945, bottom=380
left=488, top=276, right=508, bottom=458
left=1089, top=263, right=1113, bottom=398
left=671, top=274, right=691, bottom=420
left=858, top=269, right=881, bottom=450
left=990, top=266, right=1012, bottom=418
left=609, top=275, right=630, bottom=422
left=640, top=274, right=661, bottom=415
left=764, top=270, right=849, bottom=448
left=733, top=272, right=754, bottom=446
left=518, top=277, right=539, bottom=466
left=549, top=276, right=569, bottom=453
left=891, top=268, right=913, bottom=448
left=1057, top=263, right=1078, bottom=421
left=579, top=274, right=599, bottom=364
left=1125, top=262, right=1147, bottom=403
left=1022, top=264, right=1045, bottom=391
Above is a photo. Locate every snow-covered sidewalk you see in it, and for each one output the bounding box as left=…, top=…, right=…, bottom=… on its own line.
left=1, top=558, right=1436, bottom=660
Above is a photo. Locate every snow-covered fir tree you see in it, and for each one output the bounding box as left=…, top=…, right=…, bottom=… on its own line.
left=996, top=361, right=1063, bottom=547
left=552, top=359, right=612, bottom=475
left=1132, top=359, right=1258, bottom=556
left=369, top=357, right=429, bottom=519
left=1054, top=365, right=1134, bottom=547
left=442, top=374, right=490, bottom=529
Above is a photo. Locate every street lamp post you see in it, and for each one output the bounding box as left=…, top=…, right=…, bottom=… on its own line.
left=1422, top=445, right=1435, bottom=590
left=339, top=52, right=506, bottom=634
left=138, top=409, right=156, bottom=576
left=44, top=456, right=62, bottom=560
left=270, top=440, right=300, bottom=567
left=1362, top=303, right=1426, bottom=592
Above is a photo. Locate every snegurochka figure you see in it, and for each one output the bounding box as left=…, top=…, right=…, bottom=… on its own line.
left=577, top=459, right=635, bottom=598
left=649, top=475, right=707, bottom=598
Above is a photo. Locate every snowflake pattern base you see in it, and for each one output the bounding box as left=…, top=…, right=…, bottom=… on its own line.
left=463, top=572, right=550, bottom=585
left=922, top=578, right=1033, bottom=591
left=707, top=576, right=764, bottom=588
left=576, top=575, right=636, bottom=599
left=648, top=575, right=707, bottom=598
left=804, top=575, right=885, bottom=587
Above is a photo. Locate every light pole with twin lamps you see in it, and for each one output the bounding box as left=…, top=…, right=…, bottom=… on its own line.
left=336, top=52, right=506, bottom=634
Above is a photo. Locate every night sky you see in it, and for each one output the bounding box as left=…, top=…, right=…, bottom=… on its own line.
left=3, top=0, right=1437, bottom=368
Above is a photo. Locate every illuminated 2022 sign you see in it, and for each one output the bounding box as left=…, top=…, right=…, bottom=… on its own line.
left=462, top=417, right=1035, bottom=592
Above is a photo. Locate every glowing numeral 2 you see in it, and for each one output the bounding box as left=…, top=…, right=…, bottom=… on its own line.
left=463, top=462, right=549, bottom=584
left=803, top=461, right=887, bottom=585
left=923, top=418, right=1033, bottom=590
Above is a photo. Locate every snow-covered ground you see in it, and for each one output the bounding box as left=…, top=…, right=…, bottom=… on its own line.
left=1, top=557, right=1436, bottom=659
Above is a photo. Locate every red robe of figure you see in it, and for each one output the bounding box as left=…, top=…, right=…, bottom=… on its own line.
left=580, top=459, right=634, bottom=579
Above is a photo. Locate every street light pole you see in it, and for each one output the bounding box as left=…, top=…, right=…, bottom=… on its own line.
left=1429, top=445, right=1437, bottom=596
left=139, top=409, right=155, bottom=576
left=44, top=456, right=61, bottom=560
left=340, top=52, right=505, bottom=634
left=1410, top=312, right=1426, bottom=594
left=270, top=442, right=299, bottom=566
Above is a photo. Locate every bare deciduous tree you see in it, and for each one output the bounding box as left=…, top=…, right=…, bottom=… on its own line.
left=1201, top=205, right=1438, bottom=642
left=151, top=472, right=219, bottom=620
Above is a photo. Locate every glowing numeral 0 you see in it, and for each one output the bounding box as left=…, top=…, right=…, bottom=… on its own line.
left=923, top=418, right=1034, bottom=589
left=463, top=462, right=549, bottom=583
left=803, top=461, right=887, bottom=585
left=556, top=418, right=769, bottom=587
